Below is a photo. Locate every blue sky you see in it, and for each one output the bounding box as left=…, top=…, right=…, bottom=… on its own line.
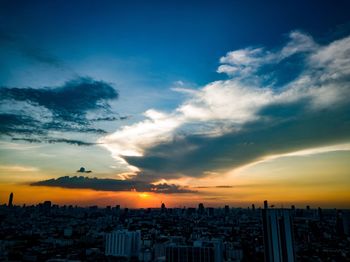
left=2, top=0, right=350, bottom=86
left=1, top=0, right=350, bottom=118
left=1, top=0, right=350, bottom=205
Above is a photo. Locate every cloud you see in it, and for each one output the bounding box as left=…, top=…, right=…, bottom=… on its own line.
left=31, top=176, right=195, bottom=194
left=91, top=115, right=130, bottom=122
left=0, top=77, right=119, bottom=145
left=217, top=31, right=316, bottom=79
left=99, top=31, right=350, bottom=180
left=0, top=113, right=43, bottom=136
left=0, top=77, right=118, bottom=122
left=194, top=185, right=234, bottom=189
left=77, top=167, right=92, bottom=173
left=10, top=137, right=97, bottom=146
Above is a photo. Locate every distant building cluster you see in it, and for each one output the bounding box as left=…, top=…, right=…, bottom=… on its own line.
left=0, top=193, right=349, bottom=261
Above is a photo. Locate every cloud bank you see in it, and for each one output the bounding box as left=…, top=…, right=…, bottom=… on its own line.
left=99, top=31, right=350, bottom=180
left=0, top=77, right=119, bottom=145
left=31, top=176, right=195, bottom=194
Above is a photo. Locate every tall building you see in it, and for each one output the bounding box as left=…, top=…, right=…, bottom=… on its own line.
left=343, top=211, right=350, bottom=236
left=224, top=205, right=230, bottom=215
left=8, top=192, right=13, bottom=207
left=262, top=201, right=295, bottom=262
left=198, top=203, right=205, bottom=215
left=105, top=229, right=141, bottom=258
left=166, top=245, right=215, bottom=262
left=252, top=204, right=256, bottom=211
left=161, top=202, right=166, bottom=213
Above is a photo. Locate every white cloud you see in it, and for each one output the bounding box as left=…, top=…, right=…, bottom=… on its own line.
left=99, top=110, right=183, bottom=157
left=217, top=31, right=317, bottom=77
left=280, top=31, right=317, bottom=58
left=99, top=31, right=350, bottom=177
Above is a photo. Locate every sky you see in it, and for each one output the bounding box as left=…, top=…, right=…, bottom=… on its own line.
left=1, top=0, right=350, bottom=208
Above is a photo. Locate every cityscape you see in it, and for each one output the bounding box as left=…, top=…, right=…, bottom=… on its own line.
left=1, top=193, right=349, bottom=261
left=1, top=1, right=350, bottom=261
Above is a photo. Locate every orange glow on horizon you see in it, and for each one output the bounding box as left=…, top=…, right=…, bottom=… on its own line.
left=0, top=182, right=349, bottom=209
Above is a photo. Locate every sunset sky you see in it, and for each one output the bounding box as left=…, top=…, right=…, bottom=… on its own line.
left=1, top=0, right=350, bottom=208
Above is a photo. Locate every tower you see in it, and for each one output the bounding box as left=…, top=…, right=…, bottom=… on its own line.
left=262, top=200, right=295, bottom=262
left=161, top=202, right=166, bottom=213
left=198, top=203, right=205, bottom=215
left=8, top=192, right=13, bottom=207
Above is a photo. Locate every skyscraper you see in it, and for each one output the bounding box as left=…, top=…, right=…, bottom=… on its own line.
left=198, top=203, right=205, bottom=215
left=262, top=201, right=295, bottom=262
left=105, top=229, right=141, bottom=258
left=161, top=202, right=166, bottom=213
left=166, top=245, right=215, bottom=262
left=8, top=192, right=13, bottom=207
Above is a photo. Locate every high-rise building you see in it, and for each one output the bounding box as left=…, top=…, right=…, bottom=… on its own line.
left=105, top=229, right=141, bottom=258
left=161, top=202, right=166, bottom=213
left=224, top=205, right=230, bottom=215
left=262, top=200, right=295, bottom=262
left=198, top=203, right=205, bottom=215
left=166, top=245, right=215, bottom=262
left=8, top=192, right=13, bottom=207
left=343, top=211, right=350, bottom=236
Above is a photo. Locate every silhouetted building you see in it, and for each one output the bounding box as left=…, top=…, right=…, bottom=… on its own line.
left=161, top=202, right=166, bottom=213
left=194, top=239, right=223, bottom=262
left=262, top=201, right=295, bottom=262
left=336, top=210, right=345, bottom=237
left=166, top=245, right=215, bottom=262
left=343, top=211, right=350, bottom=236
left=317, top=207, right=323, bottom=221
left=198, top=203, right=205, bottom=215
left=8, top=192, right=13, bottom=207
left=207, top=207, right=214, bottom=216
left=224, top=205, right=230, bottom=215
left=105, top=229, right=141, bottom=258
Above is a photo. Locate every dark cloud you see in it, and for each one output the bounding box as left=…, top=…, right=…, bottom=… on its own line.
left=91, top=115, right=131, bottom=122
left=31, top=176, right=195, bottom=194
left=0, top=114, right=43, bottom=135
left=45, top=138, right=96, bottom=146
left=0, top=77, right=118, bottom=122
left=77, top=167, right=92, bottom=173
left=125, top=100, right=350, bottom=179
left=194, top=186, right=234, bottom=189
left=11, top=137, right=96, bottom=146
left=0, top=77, right=119, bottom=145
left=215, top=185, right=234, bottom=188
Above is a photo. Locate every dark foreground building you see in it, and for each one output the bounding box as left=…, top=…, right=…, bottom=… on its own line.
left=166, top=246, right=215, bottom=262
left=262, top=201, right=295, bottom=262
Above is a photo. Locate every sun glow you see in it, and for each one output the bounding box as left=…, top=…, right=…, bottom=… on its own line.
left=138, top=192, right=150, bottom=198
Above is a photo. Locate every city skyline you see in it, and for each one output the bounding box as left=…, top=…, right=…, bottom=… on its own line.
left=1, top=0, right=350, bottom=208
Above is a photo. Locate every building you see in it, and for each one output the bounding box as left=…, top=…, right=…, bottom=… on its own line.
left=262, top=201, right=295, bottom=262
left=166, top=245, right=215, bottom=262
left=194, top=239, right=223, bottom=262
left=343, top=211, right=350, bottom=236
left=105, top=229, right=141, bottom=258
left=198, top=203, right=205, bottom=215
left=161, top=202, right=166, bottom=213
left=8, top=192, right=13, bottom=207
left=224, top=205, right=230, bottom=215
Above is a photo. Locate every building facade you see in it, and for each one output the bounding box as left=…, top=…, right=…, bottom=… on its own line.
left=105, top=229, right=141, bottom=258
left=262, top=201, right=295, bottom=262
